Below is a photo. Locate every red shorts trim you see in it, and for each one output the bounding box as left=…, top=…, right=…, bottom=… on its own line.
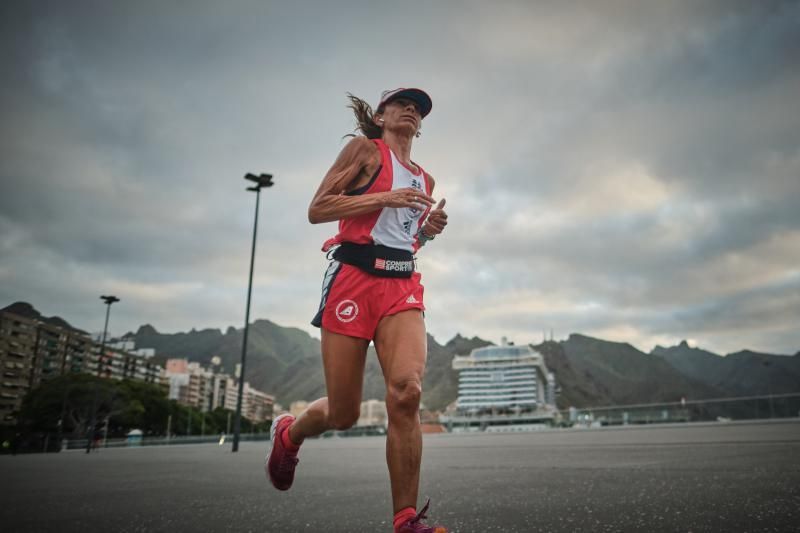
left=317, top=263, right=424, bottom=340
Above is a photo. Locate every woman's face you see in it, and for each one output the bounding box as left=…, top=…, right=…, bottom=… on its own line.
left=378, top=97, right=422, bottom=135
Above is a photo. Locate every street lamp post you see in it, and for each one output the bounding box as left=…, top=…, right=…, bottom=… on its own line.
left=86, top=295, right=120, bottom=453
left=232, top=173, right=273, bottom=452
left=763, top=359, right=775, bottom=419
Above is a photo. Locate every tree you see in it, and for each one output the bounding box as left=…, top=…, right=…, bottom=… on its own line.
left=18, top=374, right=171, bottom=442
left=114, top=380, right=171, bottom=435
left=17, top=374, right=271, bottom=450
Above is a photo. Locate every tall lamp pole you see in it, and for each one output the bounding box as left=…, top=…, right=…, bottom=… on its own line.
left=232, top=172, right=273, bottom=452
left=763, top=359, right=774, bottom=418
left=86, top=294, right=119, bottom=453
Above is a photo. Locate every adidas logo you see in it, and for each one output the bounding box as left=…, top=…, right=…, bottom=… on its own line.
left=406, top=294, right=419, bottom=304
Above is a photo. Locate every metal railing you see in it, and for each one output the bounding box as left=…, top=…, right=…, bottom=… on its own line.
left=561, top=392, right=800, bottom=427
left=61, top=431, right=272, bottom=451
left=47, top=393, right=800, bottom=450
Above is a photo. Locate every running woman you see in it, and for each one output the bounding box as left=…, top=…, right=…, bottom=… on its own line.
left=266, top=88, right=448, bottom=533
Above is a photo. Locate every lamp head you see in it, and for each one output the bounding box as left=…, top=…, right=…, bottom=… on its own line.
left=244, top=173, right=274, bottom=188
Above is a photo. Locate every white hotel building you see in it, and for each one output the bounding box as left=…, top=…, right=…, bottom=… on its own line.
left=442, top=340, right=558, bottom=431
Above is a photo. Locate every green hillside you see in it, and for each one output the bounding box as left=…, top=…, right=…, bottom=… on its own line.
left=8, top=302, right=795, bottom=413
left=556, top=334, right=723, bottom=406
left=130, top=322, right=491, bottom=410
left=653, top=342, right=800, bottom=396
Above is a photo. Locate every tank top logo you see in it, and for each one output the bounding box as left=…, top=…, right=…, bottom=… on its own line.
left=335, top=300, right=359, bottom=323
left=408, top=178, right=423, bottom=218
left=404, top=177, right=424, bottom=233
left=349, top=144, right=428, bottom=252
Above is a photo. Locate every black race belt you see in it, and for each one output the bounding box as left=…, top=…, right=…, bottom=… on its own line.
left=333, top=242, right=415, bottom=278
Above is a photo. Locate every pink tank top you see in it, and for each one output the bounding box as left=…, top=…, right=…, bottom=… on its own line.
left=322, top=139, right=432, bottom=253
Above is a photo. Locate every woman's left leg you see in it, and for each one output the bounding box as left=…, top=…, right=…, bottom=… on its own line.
left=374, top=309, right=428, bottom=513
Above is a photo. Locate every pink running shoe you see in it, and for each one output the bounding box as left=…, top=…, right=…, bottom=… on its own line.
left=265, top=413, right=299, bottom=491
left=396, top=499, right=447, bottom=533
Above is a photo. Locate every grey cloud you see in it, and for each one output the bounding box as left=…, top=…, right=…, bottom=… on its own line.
left=1, top=1, right=798, bottom=355
left=674, top=277, right=799, bottom=330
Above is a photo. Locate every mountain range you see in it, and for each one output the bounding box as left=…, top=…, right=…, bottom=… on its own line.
left=4, top=302, right=798, bottom=410
left=128, top=322, right=799, bottom=411
left=2, top=301, right=88, bottom=334
left=132, top=321, right=491, bottom=411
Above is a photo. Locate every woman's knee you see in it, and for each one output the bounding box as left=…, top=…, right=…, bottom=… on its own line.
left=386, top=378, right=423, bottom=416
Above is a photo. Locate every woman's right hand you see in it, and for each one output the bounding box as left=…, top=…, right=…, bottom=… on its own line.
left=382, top=187, right=435, bottom=210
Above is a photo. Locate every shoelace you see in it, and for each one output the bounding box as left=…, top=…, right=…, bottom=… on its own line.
left=408, top=499, right=432, bottom=526
left=408, top=498, right=434, bottom=531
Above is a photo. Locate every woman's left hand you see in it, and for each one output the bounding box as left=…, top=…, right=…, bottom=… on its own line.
left=421, top=198, right=448, bottom=237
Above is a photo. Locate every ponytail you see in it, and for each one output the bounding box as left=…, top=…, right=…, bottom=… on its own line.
left=344, top=93, right=383, bottom=140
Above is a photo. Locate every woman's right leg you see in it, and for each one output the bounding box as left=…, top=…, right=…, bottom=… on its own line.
left=287, top=328, right=369, bottom=444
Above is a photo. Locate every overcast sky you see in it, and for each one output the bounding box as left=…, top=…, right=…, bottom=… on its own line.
left=2, top=0, right=798, bottom=356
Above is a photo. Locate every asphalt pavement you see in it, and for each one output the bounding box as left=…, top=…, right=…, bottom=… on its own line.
left=1, top=420, right=799, bottom=532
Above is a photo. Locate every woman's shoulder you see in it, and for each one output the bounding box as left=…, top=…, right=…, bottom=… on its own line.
left=346, top=135, right=379, bottom=151
left=339, top=135, right=381, bottom=164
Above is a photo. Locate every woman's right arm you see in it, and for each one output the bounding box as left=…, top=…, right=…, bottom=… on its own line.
left=308, top=137, right=435, bottom=224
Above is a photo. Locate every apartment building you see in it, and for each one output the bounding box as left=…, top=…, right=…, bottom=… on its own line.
left=0, top=309, right=162, bottom=425
left=358, top=399, right=388, bottom=427
left=0, top=312, right=37, bottom=425
left=166, top=358, right=273, bottom=423
left=95, top=345, right=161, bottom=383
